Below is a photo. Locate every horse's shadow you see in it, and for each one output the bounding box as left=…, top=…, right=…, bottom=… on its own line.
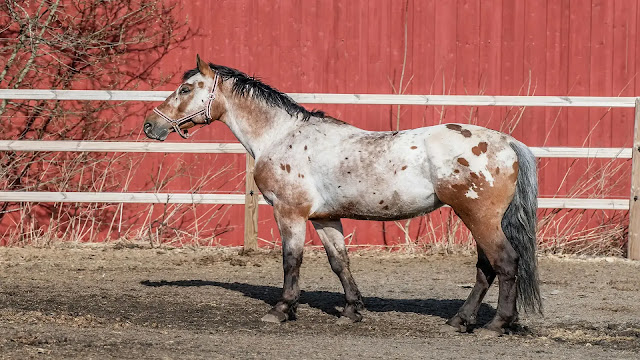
left=140, top=279, right=496, bottom=322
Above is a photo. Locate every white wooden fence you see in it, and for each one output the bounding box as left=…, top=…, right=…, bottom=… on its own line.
left=0, top=90, right=638, bottom=259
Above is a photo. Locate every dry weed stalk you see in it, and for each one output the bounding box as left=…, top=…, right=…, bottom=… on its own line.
left=140, top=153, right=238, bottom=247
left=537, top=155, right=629, bottom=256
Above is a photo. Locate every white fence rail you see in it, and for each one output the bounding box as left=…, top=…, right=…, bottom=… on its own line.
left=1, top=90, right=639, bottom=258
left=0, top=140, right=632, bottom=159
left=0, top=191, right=268, bottom=205
left=0, top=191, right=627, bottom=210
left=0, top=140, right=630, bottom=210
left=0, top=89, right=636, bottom=107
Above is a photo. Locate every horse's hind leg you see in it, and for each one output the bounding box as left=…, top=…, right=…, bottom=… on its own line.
left=312, top=219, right=364, bottom=322
left=481, top=234, right=519, bottom=333
left=261, top=209, right=307, bottom=323
left=446, top=248, right=496, bottom=332
left=455, top=218, right=519, bottom=335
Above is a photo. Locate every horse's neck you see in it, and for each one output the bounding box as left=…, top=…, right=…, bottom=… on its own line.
left=221, top=97, right=298, bottom=159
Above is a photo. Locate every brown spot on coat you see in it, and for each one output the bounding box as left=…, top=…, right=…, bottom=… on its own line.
left=410, top=146, right=417, bottom=149
left=280, top=164, right=286, bottom=171
left=382, top=205, right=389, bottom=210
left=457, top=158, right=470, bottom=166
left=304, top=145, right=307, bottom=150
left=446, top=124, right=462, bottom=132
left=285, top=164, right=291, bottom=173
left=446, top=123, right=472, bottom=138
left=379, top=200, right=384, bottom=204
left=401, top=165, right=407, bottom=170
left=472, top=142, right=489, bottom=156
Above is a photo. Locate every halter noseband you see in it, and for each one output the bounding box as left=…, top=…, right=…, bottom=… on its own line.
left=152, top=73, right=219, bottom=139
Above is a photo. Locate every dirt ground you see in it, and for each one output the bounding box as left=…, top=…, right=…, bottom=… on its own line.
left=0, top=245, right=638, bottom=359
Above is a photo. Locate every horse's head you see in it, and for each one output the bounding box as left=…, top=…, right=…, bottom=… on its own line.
left=143, top=55, right=221, bottom=141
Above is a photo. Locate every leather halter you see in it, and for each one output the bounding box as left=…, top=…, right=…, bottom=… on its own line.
left=152, top=73, right=219, bottom=139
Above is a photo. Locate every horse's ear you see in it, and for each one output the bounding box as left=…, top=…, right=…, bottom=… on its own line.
left=196, top=54, right=214, bottom=77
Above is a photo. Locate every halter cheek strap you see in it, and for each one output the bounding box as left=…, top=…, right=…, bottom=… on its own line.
left=153, top=73, right=219, bottom=139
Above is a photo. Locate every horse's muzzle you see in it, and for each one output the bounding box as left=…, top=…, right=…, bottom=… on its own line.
left=143, top=120, right=170, bottom=141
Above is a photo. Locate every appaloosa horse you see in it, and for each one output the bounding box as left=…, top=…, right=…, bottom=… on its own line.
left=143, top=56, right=542, bottom=335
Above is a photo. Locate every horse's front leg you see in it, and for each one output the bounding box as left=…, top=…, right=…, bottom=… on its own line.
left=312, top=219, right=364, bottom=323
left=261, top=209, right=307, bottom=323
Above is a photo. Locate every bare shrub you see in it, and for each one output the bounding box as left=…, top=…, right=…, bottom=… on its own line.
left=0, top=0, right=219, bottom=244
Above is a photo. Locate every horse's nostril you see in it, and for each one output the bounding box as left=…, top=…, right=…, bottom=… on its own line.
left=144, top=122, right=153, bottom=133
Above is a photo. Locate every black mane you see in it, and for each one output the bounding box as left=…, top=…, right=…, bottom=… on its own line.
left=183, top=64, right=325, bottom=121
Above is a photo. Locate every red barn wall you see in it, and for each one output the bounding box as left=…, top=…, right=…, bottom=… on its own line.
left=124, top=0, right=638, bottom=247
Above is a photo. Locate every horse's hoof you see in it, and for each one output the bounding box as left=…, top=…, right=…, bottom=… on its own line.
left=439, top=323, right=462, bottom=334
left=474, top=327, right=503, bottom=338
left=444, top=316, right=471, bottom=333
left=261, top=310, right=287, bottom=323
left=336, top=316, right=357, bottom=324
left=260, top=313, right=283, bottom=323
left=340, top=307, right=363, bottom=323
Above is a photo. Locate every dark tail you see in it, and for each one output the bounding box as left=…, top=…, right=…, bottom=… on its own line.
left=501, top=140, right=542, bottom=314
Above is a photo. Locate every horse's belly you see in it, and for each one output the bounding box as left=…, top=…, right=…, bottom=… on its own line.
left=310, top=184, right=442, bottom=221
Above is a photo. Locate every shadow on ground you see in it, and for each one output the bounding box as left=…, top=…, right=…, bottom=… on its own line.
left=140, top=279, right=496, bottom=324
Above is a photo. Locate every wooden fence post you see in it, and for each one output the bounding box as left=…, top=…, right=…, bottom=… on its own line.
left=629, top=98, right=640, bottom=260
left=244, top=152, right=259, bottom=251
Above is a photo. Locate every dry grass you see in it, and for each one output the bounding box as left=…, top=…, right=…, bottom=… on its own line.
left=536, top=157, right=629, bottom=256
left=1, top=152, right=241, bottom=248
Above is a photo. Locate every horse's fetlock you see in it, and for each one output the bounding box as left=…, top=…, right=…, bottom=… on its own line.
left=353, top=299, right=365, bottom=311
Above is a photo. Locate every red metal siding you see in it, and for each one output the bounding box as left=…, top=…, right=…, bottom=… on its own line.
left=128, top=0, right=638, bottom=247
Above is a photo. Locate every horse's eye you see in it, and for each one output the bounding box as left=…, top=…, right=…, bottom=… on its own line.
left=179, top=86, right=191, bottom=95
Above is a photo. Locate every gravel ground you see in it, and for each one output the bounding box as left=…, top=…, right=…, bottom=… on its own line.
left=0, top=245, right=638, bottom=359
